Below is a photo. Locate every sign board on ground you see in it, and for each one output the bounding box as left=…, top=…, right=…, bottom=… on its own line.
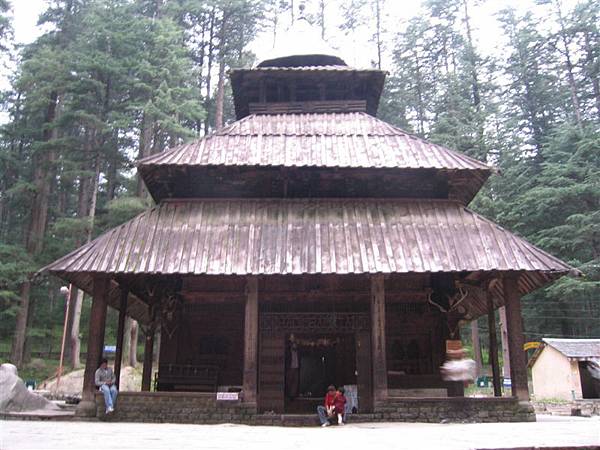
left=216, top=392, right=239, bottom=401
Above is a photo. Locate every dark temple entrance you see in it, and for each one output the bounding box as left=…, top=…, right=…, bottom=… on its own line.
left=258, top=312, right=371, bottom=414
left=285, top=334, right=357, bottom=413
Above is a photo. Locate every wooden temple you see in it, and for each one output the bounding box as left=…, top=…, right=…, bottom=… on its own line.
left=42, top=19, right=576, bottom=423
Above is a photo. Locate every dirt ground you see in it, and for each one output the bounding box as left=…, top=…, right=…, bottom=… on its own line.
left=1, top=415, right=598, bottom=450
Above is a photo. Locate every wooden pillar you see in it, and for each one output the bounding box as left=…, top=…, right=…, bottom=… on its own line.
left=499, top=306, right=511, bottom=378
left=243, top=276, right=258, bottom=405
left=503, top=274, right=529, bottom=401
left=487, top=291, right=502, bottom=397
left=141, top=326, right=155, bottom=391
left=76, top=276, right=109, bottom=417
left=371, top=274, right=388, bottom=402
left=114, top=285, right=128, bottom=389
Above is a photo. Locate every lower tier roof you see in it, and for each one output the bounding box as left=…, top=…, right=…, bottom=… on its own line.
left=44, top=198, right=572, bottom=281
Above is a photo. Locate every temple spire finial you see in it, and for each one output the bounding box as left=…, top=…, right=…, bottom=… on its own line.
left=298, top=1, right=306, bottom=20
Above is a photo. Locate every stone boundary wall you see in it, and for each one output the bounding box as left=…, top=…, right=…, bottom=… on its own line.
left=95, top=392, right=255, bottom=424
left=534, top=399, right=600, bottom=417
left=375, top=397, right=535, bottom=423
left=95, top=393, right=535, bottom=425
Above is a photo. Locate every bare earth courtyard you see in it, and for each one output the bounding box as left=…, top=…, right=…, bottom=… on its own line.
left=1, top=416, right=599, bottom=450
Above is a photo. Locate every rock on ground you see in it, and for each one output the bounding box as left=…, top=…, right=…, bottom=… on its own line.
left=39, top=365, right=143, bottom=396
left=0, top=363, right=61, bottom=413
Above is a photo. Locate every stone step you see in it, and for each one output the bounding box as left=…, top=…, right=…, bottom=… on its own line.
left=254, top=413, right=379, bottom=427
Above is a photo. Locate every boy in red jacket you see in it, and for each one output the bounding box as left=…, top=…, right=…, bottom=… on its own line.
left=334, top=386, right=347, bottom=425
left=317, top=385, right=336, bottom=427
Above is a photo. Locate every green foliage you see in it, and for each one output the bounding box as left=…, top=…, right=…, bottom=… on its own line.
left=98, top=197, right=147, bottom=231
left=0, top=245, right=34, bottom=327
left=0, top=0, right=265, bottom=357
left=385, top=0, right=600, bottom=339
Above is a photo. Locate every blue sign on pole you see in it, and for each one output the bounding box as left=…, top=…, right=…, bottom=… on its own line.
left=502, top=377, right=511, bottom=387
left=103, top=345, right=116, bottom=354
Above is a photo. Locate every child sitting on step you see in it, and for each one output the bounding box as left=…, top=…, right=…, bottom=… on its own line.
left=334, top=386, right=347, bottom=425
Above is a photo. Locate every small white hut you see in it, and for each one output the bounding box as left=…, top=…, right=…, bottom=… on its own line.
left=529, top=338, right=600, bottom=401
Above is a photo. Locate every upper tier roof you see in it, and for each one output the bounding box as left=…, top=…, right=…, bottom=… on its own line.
left=138, top=112, right=492, bottom=203
left=232, top=15, right=386, bottom=118
left=229, top=67, right=386, bottom=118
left=140, top=112, right=489, bottom=170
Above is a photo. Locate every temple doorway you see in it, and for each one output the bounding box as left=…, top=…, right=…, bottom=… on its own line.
left=285, top=334, right=356, bottom=413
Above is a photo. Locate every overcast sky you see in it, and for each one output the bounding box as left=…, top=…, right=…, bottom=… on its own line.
left=1, top=0, right=577, bottom=92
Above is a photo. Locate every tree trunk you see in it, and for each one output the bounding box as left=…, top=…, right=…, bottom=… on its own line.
left=11, top=91, right=59, bottom=368
left=583, top=31, right=600, bottom=122
left=129, top=319, right=138, bottom=367
left=291, top=0, right=294, bottom=23
left=414, top=49, right=425, bottom=136
left=471, top=319, right=483, bottom=377
left=319, top=0, right=325, bottom=39
left=462, top=0, right=480, bottom=108
left=204, top=8, right=216, bottom=134
left=136, top=112, right=153, bottom=198
left=69, top=289, right=84, bottom=368
left=123, top=317, right=132, bottom=366
left=10, top=282, right=31, bottom=368
left=105, top=152, right=118, bottom=201
left=555, top=1, right=582, bottom=127
left=69, top=144, right=101, bottom=369
left=22, top=294, right=37, bottom=364
left=215, top=57, right=226, bottom=130
left=153, top=329, right=161, bottom=362
left=375, top=0, right=382, bottom=69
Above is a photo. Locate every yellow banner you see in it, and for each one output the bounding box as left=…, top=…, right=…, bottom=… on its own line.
left=523, top=341, right=541, bottom=351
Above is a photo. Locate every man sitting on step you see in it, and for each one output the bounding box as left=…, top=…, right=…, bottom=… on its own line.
left=317, top=385, right=337, bottom=427
left=95, top=358, right=118, bottom=414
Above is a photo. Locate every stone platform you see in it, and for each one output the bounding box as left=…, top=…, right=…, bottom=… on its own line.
left=94, top=392, right=535, bottom=425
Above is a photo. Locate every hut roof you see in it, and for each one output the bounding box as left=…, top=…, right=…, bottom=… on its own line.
left=543, top=338, right=600, bottom=359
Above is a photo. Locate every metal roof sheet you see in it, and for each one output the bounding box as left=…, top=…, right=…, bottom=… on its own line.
left=44, top=198, right=570, bottom=278
left=139, top=112, right=490, bottom=172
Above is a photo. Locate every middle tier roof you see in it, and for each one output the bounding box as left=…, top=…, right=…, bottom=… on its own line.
left=139, top=112, right=492, bottom=204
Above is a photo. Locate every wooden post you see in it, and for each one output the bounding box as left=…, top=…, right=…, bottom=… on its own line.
left=471, top=320, right=483, bottom=376
left=487, top=291, right=502, bottom=397
left=503, top=274, right=529, bottom=401
left=76, top=276, right=109, bottom=417
left=499, top=306, right=511, bottom=379
left=141, top=326, right=155, bottom=391
left=114, top=285, right=128, bottom=389
left=371, top=274, right=388, bottom=402
left=243, top=276, right=258, bottom=405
